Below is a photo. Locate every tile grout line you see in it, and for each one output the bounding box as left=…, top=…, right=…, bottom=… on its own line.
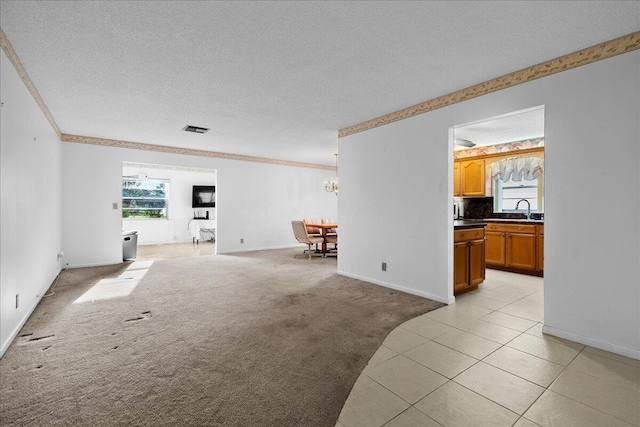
left=378, top=403, right=444, bottom=427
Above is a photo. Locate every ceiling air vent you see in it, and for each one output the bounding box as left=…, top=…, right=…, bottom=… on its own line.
left=183, top=125, right=209, bottom=134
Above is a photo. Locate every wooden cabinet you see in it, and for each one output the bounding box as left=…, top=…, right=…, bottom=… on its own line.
left=469, top=238, right=486, bottom=287
left=453, top=162, right=461, bottom=196
left=485, top=222, right=540, bottom=274
left=454, top=227, right=485, bottom=294
left=507, top=232, right=537, bottom=270
left=454, top=241, right=470, bottom=292
left=460, top=159, right=485, bottom=196
left=485, top=231, right=506, bottom=266
left=537, top=225, right=544, bottom=271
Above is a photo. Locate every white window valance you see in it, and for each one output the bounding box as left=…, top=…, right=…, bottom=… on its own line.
left=491, top=156, right=544, bottom=182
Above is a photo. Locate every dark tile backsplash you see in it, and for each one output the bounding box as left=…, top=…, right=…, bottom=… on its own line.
left=460, top=197, right=543, bottom=220
left=460, top=197, right=493, bottom=219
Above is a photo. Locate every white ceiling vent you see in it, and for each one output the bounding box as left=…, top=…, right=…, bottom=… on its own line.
left=183, top=125, right=209, bottom=134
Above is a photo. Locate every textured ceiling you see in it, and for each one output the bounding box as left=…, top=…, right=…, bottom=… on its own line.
left=454, top=107, right=545, bottom=150
left=1, top=1, right=638, bottom=166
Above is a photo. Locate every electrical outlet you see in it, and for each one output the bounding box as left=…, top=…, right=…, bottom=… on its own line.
left=240, top=238, right=244, bottom=244
left=112, top=202, right=118, bottom=210
left=382, top=262, right=387, bottom=271
left=15, top=294, right=19, bottom=308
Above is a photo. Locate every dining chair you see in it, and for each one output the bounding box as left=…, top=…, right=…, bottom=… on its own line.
left=291, top=220, right=324, bottom=260
left=321, top=218, right=338, bottom=235
left=304, top=218, right=322, bottom=252
left=325, top=233, right=338, bottom=256
left=303, top=218, right=322, bottom=236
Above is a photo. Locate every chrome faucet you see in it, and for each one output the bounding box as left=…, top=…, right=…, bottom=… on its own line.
left=515, top=199, right=531, bottom=219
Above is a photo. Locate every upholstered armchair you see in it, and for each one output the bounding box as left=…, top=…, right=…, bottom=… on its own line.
left=303, top=218, right=322, bottom=236
left=292, top=220, right=324, bottom=260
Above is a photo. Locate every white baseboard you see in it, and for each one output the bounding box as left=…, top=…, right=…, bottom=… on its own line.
left=0, top=268, right=61, bottom=359
left=138, top=239, right=200, bottom=245
left=542, top=324, right=640, bottom=360
left=218, top=244, right=301, bottom=254
left=64, top=258, right=125, bottom=269
left=336, top=270, right=451, bottom=304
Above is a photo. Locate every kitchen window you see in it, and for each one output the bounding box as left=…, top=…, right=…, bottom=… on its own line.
left=491, top=156, right=544, bottom=213
left=122, top=178, right=169, bottom=219
left=493, top=176, right=543, bottom=213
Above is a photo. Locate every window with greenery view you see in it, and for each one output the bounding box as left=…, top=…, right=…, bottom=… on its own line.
left=122, top=179, right=169, bottom=219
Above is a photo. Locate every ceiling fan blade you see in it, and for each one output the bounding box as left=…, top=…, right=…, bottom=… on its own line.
left=454, top=139, right=476, bottom=147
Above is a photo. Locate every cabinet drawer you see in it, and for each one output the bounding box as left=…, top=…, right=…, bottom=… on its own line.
left=537, top=225, right=544, bottom=235
left=485, top=223, right=508, bottom=232
left=485, top=223, right=536, bottom=234
left=455, top=228, right=485, bottom=242
left=504, top=224, right=536, bottom=234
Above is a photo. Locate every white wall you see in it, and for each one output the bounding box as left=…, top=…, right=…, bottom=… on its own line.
left=339, top=51, right=640, bottom=358
left=1, top=50, right=63, bottom=356
left=62, top=142, right=338, bottom=267
left=121, top=164, right=217, bottom=245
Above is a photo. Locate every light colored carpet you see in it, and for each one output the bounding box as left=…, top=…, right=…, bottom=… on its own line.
left=0, top=248, right=444, bottom=426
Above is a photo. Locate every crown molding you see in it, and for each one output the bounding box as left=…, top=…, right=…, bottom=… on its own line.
left=339, top=31, right=640, bottom=138
left=62, top=134, right=335, bottom=170
left=123, top=162, right=217, bottom=174
left=0, top=27, right=62, bottom=138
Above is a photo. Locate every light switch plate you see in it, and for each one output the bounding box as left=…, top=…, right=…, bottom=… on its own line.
left=112, top=202, right=118, bottom=209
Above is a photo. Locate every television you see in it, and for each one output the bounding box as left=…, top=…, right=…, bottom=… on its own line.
left=192, top=185, right=216, bottom=208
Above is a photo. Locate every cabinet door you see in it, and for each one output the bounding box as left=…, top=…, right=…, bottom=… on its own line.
left=469, top=239, right=485, bottom=286
left=454, top=241, right=470, bottom=293
left=507, top=233, right=537, bottom=270
left=461, top=159, right=485, bottom=196
left=485, top=232, right=506, bottom=266
left=537, top=234, right=544, bottom=271
left=453, top=162, right=461, bottom=196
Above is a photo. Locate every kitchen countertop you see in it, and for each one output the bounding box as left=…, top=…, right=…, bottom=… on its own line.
left=454, top=220, right=487, bottom=229
left=483, top=218, right=544, bottom=224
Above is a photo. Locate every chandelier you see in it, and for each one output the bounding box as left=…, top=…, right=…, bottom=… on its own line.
left=324, top=153, right=338, bottom=195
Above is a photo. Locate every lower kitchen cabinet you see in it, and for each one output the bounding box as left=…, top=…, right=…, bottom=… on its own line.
left=507, top=232, right=537, bottom=270
left=485, top=231, right=506, bottom=265
left=454, top=227, right=486, bottom=295
left=537, top=225, right=544, bottom=271
left=485, top=222, right=543, bottom=275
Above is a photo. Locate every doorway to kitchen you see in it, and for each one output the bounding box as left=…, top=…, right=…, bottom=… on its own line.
left=451, top=106, right=545, bottom=325
left=121, top=162, right=217, bottom=261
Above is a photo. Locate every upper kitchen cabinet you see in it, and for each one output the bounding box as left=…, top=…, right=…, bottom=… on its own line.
left=460, top=159, right=485, bottom=196
left=453, top=162, right=461, bottom=196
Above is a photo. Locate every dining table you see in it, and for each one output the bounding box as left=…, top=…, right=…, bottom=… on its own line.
left=305, top=222, right=338, bottom=255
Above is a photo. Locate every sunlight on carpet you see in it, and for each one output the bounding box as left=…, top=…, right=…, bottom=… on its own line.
left=73, top=260, right=153, bottom=303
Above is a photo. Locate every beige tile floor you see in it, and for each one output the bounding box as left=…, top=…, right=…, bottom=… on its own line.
left=337, top=270, right=640, bottom=427
left=135, top=241, right=216, bottom=261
